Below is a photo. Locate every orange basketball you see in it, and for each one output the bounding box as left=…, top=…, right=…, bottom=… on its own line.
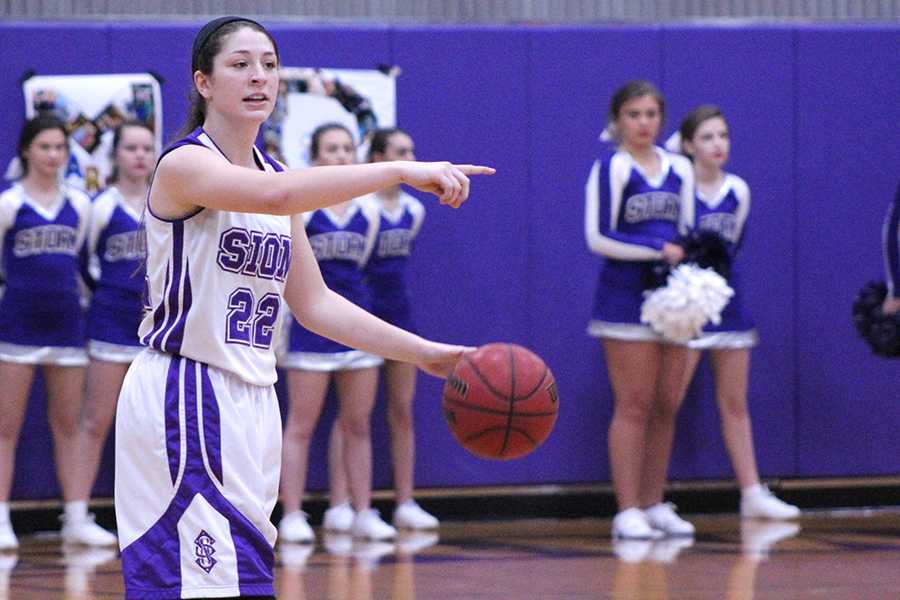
left=442, top=343, right=558, bottom=460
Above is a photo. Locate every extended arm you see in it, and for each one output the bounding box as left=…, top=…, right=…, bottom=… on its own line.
left=152, top=144, right=493, bottom=218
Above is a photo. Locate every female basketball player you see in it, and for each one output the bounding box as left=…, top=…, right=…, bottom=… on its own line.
left=67, top=122, right=157, bottom=547
left=585, top=81, right=695, bottom=539
left=113, top=16, right=492, bottom=599
left=883, top=183, right=900, bottom=315
left=676, top=105, right=799, bottom=520
left=277, top=123, right=392, bottom=544
left=0, top=116, right=113, bottom=549
left=327, top=127, right=440, bottom=533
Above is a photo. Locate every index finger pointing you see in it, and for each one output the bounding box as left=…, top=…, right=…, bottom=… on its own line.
left=454, top=165, right=496, bottom=176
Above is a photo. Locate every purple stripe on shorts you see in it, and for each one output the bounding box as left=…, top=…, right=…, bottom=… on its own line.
left=182, top=358, right=201, bottom=473
left=200, top=363, right=223, bottom=486
left=164, top=356, right=182, bottom=485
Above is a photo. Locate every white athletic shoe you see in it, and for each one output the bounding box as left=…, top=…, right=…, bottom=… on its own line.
left=611, top=508, right=664, bottom=540
left=323, top=502, right=355, bottom=533
left=278, top=511, right=315, bottom=544
left=741, top=486, right=801, bottom=520
left=0, top=522, right=17, bottom=551
left=60, top=514, right=117, bottom=547
left=741, top=520, right=800, bottom=559
left=352, top=509, right=397, bottom=541
left=644, top=503, right=695, bottom=537
left=392, top=500, right=439, bottom=530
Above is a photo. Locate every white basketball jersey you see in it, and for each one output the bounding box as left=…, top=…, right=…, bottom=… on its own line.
left=139, top=131, right=291, bottom=386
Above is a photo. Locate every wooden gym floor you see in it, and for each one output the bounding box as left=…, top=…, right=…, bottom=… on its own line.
left=4, top=508, right=900, bottom=599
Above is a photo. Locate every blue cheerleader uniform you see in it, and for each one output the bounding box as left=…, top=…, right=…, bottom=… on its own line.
left=0, top=183, right=91, bottom=365
left=362, top=191, right=425, bottom=334
left=584, top=146, right=694, bottom=341
left=281, top=197, right=383, bottom=371
left=689, top=173, right=758, bottom=350
left=86, top=186, right=146, bottom=362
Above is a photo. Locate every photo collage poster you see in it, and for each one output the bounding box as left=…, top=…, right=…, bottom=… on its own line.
left=263, top=66, right=397, bottom=169
left=14, top=73, right=162, bottom=194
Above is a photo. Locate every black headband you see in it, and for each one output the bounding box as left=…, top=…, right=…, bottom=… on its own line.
left=192, top=16, right=264, bottom=73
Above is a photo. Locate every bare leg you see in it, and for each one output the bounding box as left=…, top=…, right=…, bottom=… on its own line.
left=384, top=360, right=418, bottom=504
left=638, top=343, right=689, bottom=507
left=333, top=367, right=379, bottom=511
left=603, top=340, right=661, bottom=511
left=280, top=370, right=331, bottom=514
left=43, top=364, right=87, bottom=502
left=328, top=419, right=350, bottom=507
left=678, top=349, right=704, bottom=406
left=69, top=359, right=129, bottom=502
left=710, top=349, right=760, bottom=490
left=0, top=362, right=36, bottom=501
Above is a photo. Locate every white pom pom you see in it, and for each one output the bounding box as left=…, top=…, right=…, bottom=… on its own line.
left=641, top=263, right=734, bottom=342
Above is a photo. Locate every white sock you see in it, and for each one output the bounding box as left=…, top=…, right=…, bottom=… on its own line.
left=65, top=500, right=88, bottom=521
left=741, top=483, right=765, bottom=498
left=0, top=503, right=9, bottom=523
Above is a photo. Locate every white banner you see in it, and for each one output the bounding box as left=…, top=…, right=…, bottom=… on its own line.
left=262, top=67, right=397, bottom=169
left=15, top=73, right=163, bottom=193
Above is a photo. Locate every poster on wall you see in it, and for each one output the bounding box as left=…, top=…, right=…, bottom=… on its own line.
left=8, top=73, right=162, bottom=193
left=262, top=66, right=397, bottom=169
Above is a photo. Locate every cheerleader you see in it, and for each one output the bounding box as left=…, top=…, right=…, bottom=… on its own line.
left=67, top=121, right=156, bottom=545
left=677, top=105, right=799, bottom=519
left=0, top=116, right=110, bottom=548
left=585, top=81, right=695, bottom=539
left=329, top=128, right=439, bottom=531
left=278, top=123, right=394, bottom=543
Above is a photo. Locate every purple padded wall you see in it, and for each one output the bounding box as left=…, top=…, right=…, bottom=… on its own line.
left=393, top=27, right=535, bottom=485
left=794, top=26, right=900, bottom=475
left=0, top=21, right=898, bottom=502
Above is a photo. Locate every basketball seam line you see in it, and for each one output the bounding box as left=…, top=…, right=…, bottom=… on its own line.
left=442, top=397, right=557, bottom=417
left=463, top=352, right=549, bottom=403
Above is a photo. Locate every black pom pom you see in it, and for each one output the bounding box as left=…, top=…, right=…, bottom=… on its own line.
left=643, top=230, right=733, bottom=291
left=680, top=230, right=733, bottom=279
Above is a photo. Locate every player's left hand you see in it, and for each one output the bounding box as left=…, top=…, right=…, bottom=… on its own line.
left=416, top=342, right=475, bottom=378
